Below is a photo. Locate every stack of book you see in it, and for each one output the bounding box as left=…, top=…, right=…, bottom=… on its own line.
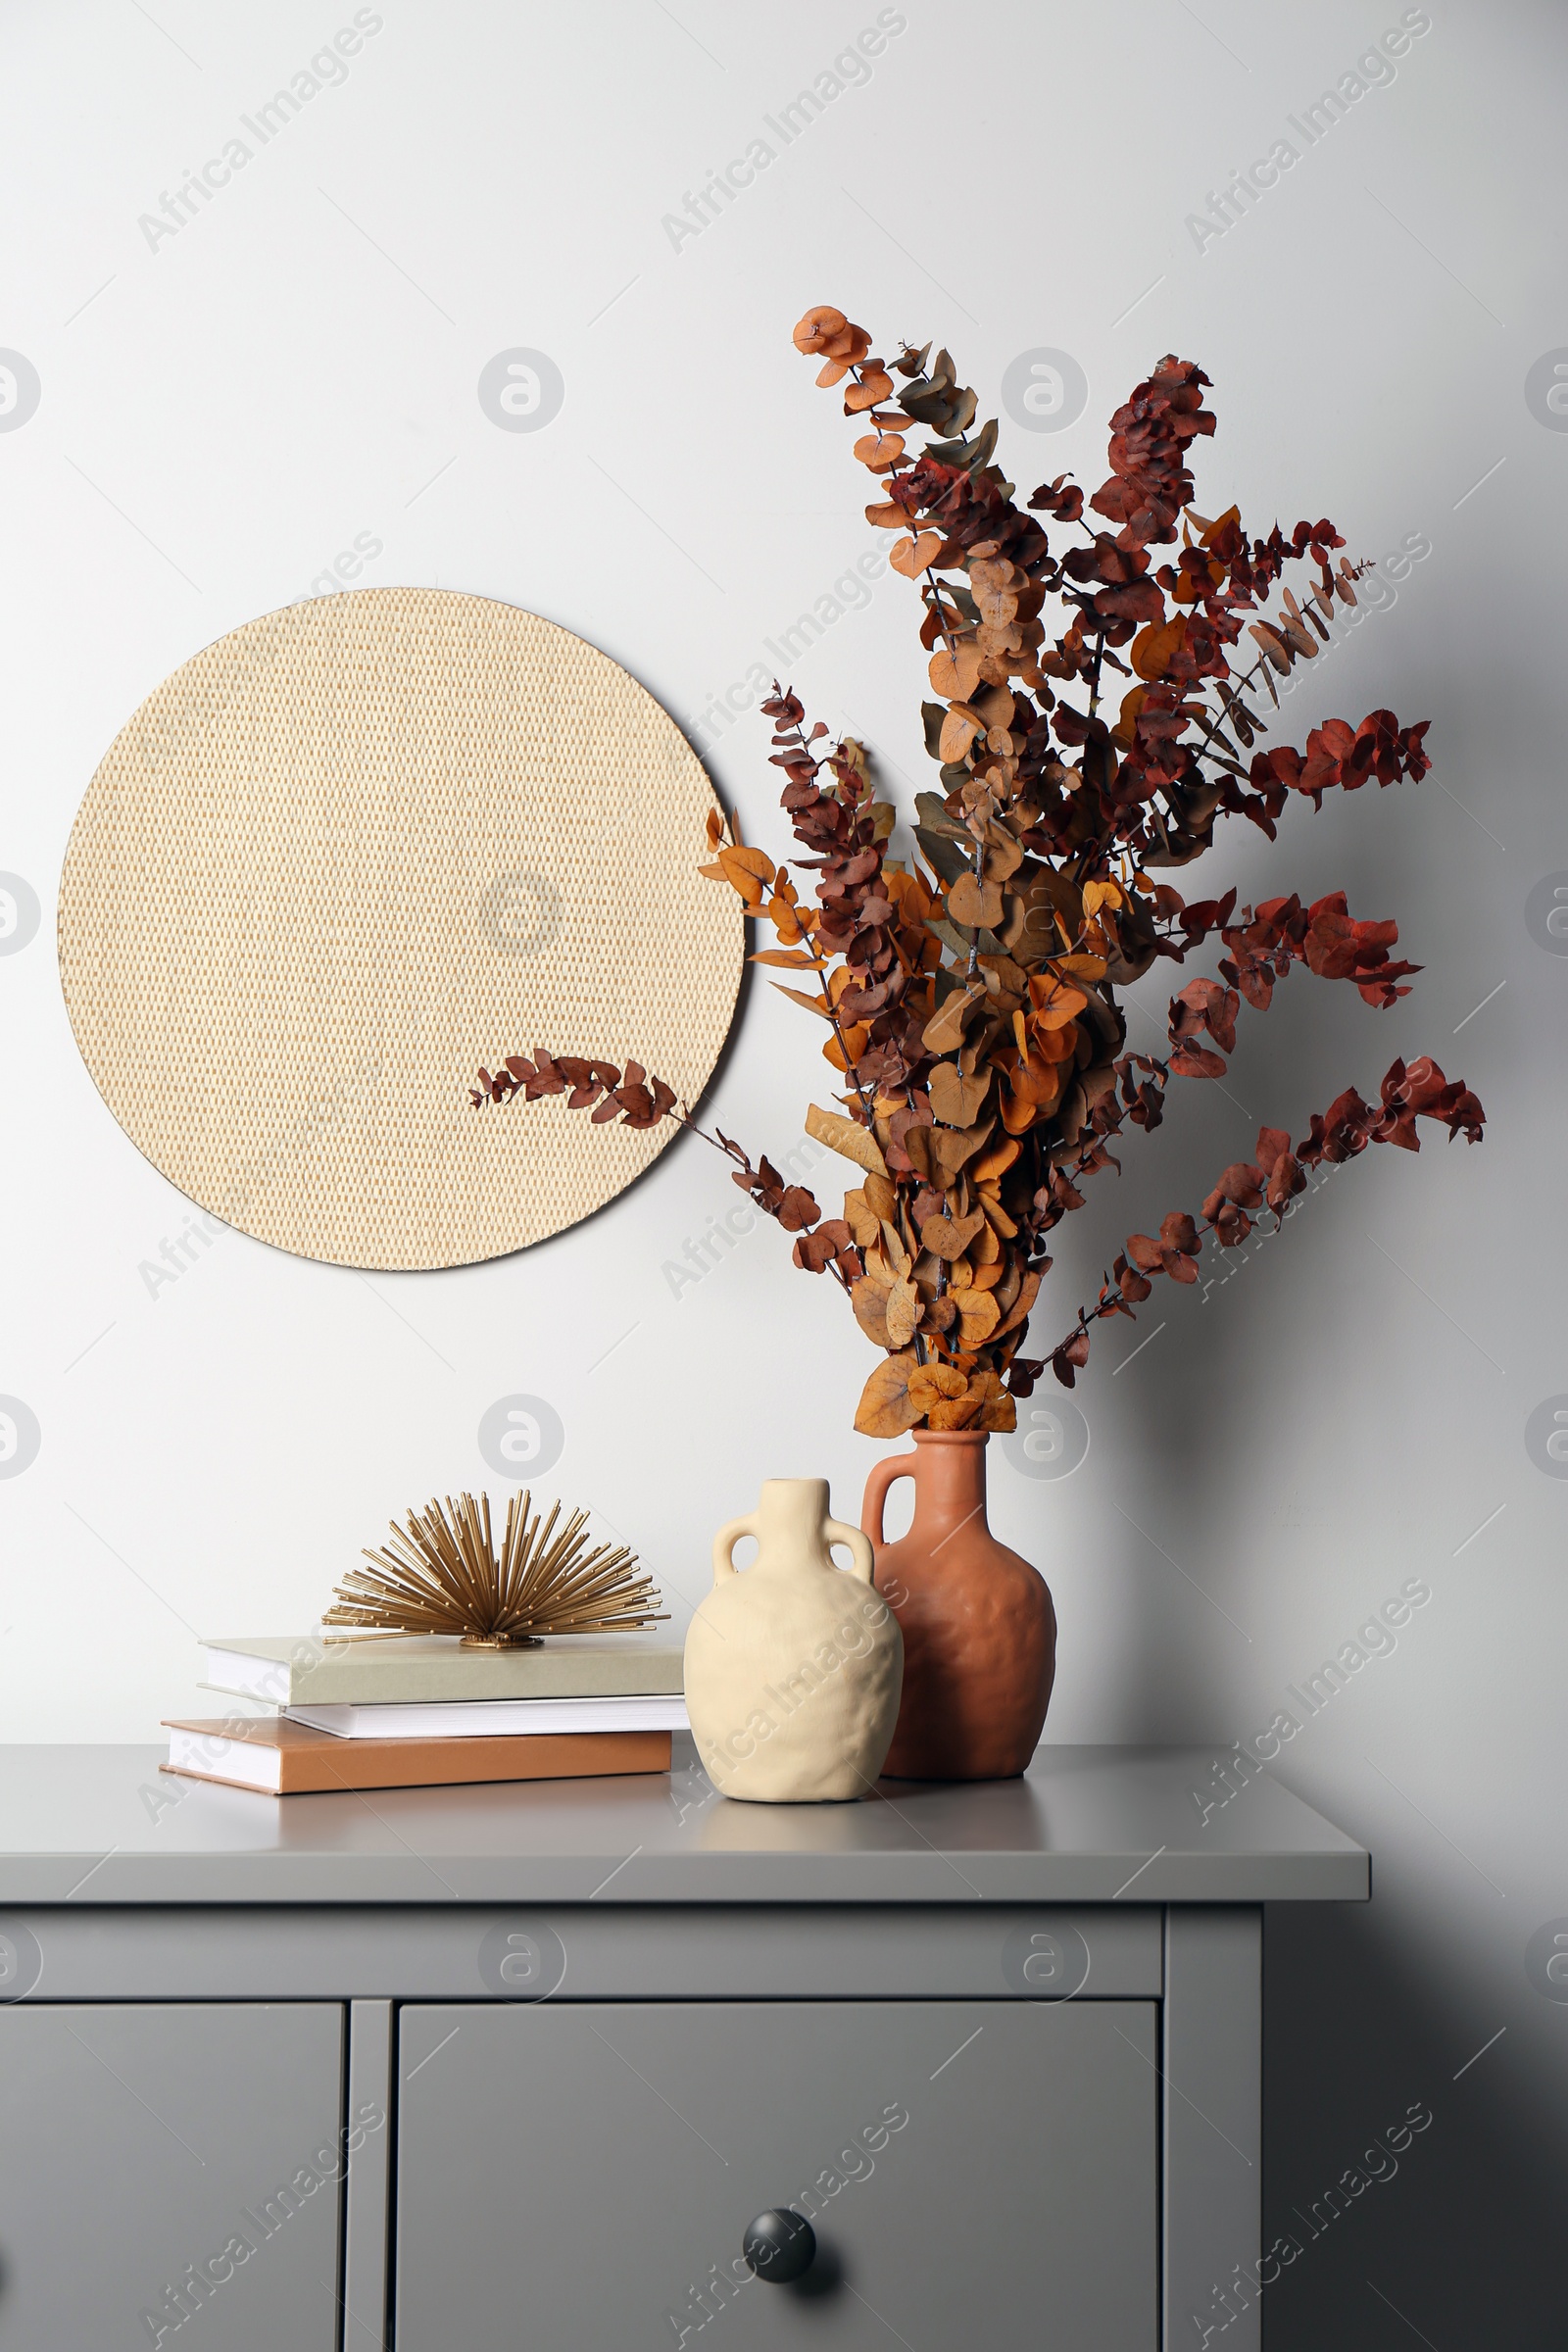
left=162, top=1632, right=686, bottom=1795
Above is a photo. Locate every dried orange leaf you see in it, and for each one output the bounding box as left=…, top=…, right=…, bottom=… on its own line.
left=823, top=1023, right=870, bottom=1073
left=1131, top=614, right=1186, bottom=682
left=1023, top=1015, right=1078, bottom=1065
left=907, top=1362, right=966, bottom=1409
left=938, top=706, right=983, bottom=764
left=928, top=1062, right=991, bottom=1128
left=928, top=1120, right=994, bottom=1185
left=805, top=1102, right=890, bottom=1177
left=968, top=1135, right=1020, bottom=1184
left=948, top=872, right=1004, bottom=930
left=1009, top=1047, right=1070, bottom=1107
left=885, top=1275, right=921, bottom=1349
left=921, top=1207, right=987, bottom=1262
left=854, top=1350, right=923, bottom=1439
left=927, top=1394, right=983, bottom=1431
left=771, top=983, right=836, bottom=1021
left=843, top=1188, right=881, bottom=1249
left=1029, top=980, right=1088, bottom=1029
left=890, top=530, right=944, bottom=579
left=922, top=983, right=986, bottom=1055
left=928, top=643, right=984, bottom=701
left=715, top=844, right=775, bottom=906
left=845, top=371, right=894, bottom=414
left=851, top=1275, right=894, bottom=1348
left=863, top=1172, right=899, bottom=1222
left=979, top=1191, right=1018, bottom=1240
left=879, top=1218, right=911, bottom=1277
left=982, top=830, right=1025, bottom=884
left=794, top=303, right=847, bottom=352
left=956, top=1290, right=1001, bottom=1348
left=991, top=1269, right=1042, bottom=1341
left=1112, top=684, right=1148, bottom=750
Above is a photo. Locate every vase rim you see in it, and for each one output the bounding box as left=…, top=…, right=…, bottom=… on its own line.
left=908, top=1428, right=990, bottom=1447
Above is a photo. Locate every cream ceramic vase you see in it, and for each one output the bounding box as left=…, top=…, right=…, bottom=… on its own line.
left=684, top=1479, right=905, bottom=1803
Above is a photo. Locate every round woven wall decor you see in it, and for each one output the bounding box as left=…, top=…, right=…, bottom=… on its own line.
left=58, top=587, right=742, bottom=1270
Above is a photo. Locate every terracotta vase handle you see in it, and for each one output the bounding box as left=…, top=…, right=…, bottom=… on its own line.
left=860, top=1452, right=917, bottom=1549
left=711, top=1513, right=759, bottom=1585
left=823, top=1517, right=875, bottom=1585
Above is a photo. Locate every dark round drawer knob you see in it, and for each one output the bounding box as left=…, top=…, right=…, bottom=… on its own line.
left=742, top=2207, right=816, bottom=2282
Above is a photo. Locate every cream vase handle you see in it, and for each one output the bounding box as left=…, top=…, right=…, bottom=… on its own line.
left=711, top=1513, right=760, bottom=1585
left=824, top=1517, right=876, bottom=1585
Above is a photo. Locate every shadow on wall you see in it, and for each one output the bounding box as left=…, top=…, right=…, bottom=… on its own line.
left=1263, top=1901, right=1563, bottom=2351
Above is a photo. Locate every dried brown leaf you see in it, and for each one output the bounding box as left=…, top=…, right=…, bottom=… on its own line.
left=921, top=1206, right=987, bottom=1261
left=922, top=983, right=986, bottom=1055
left=928, top=643, right=984, bottom=701
left=863, top=1172, right=899, bottom=1222
left=890, top=530, right=944, bottom=579
left=771, top=983, right=836, bottom=1021
left=927, top=1062, right=991, bottom=1128
left=843, top=1188, right=882, bottom=1249
left=939, top=708, right=983, bottom=764
left=927, top=1394, right=983, bottom=1430
left=716, top=844, right=776, bottom=906
left=929, top=1119, right=995, bottom=1186
left=956, top=1290, right=1001, bottom=1348
left=948, top=871, right=1004, bottom=929
left=850, top=1275, right=893, bottom=1348
left=885, top=1274, right=922, bottom=1349
left=854, top=1350, right=923, bottom=1439
left=907, top=1362, right=967, bottom=1410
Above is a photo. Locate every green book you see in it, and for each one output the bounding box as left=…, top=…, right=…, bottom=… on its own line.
left=201, top=1632, right=686, bottom=1707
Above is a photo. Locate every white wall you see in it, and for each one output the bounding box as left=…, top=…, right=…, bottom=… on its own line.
left=2, top=1, right=1563, bottom=2337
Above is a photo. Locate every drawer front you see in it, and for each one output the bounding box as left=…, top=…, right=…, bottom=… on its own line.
left=0, top=2003, right=345, bottom=2351
left=394, top=2000, right=1156, bottom=2349
left=0, top=1904, right=1159, bottom=2002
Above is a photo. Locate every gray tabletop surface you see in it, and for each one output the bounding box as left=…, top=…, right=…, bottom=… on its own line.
left=0, top=1741, right=1368, bottom=1906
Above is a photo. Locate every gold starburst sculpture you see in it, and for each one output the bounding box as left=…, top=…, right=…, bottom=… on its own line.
left=324, top=1490, right=665, bottom=1648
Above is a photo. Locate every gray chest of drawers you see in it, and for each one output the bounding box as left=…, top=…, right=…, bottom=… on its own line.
left=0, top=1741, right=1365, bottom=2350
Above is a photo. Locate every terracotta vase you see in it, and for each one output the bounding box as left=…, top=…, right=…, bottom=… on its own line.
left=860, top=1430, right=1055, bottom=1781
left=684, top=1478, right=905, bottom=1803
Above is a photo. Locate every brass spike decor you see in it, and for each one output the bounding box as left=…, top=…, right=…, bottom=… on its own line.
left=324, top=1491, right=666, bottom=1648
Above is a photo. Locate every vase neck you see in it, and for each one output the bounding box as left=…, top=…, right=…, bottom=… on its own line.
left=755, top=1478, right=829, bottom=1562
left=911, top=1439, right=990, bottom=1535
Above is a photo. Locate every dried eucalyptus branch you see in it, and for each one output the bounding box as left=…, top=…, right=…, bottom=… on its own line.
left=467, top=308, right=1485, bottom=1434
left=469, top=1052, right=860, bottom=1288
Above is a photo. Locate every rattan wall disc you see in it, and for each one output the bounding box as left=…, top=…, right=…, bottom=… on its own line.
left=58, top=587, right=742, bottom=1270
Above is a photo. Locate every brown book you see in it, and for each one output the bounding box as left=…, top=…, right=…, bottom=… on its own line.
left=162, top=1716, right=670, bottom=1796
